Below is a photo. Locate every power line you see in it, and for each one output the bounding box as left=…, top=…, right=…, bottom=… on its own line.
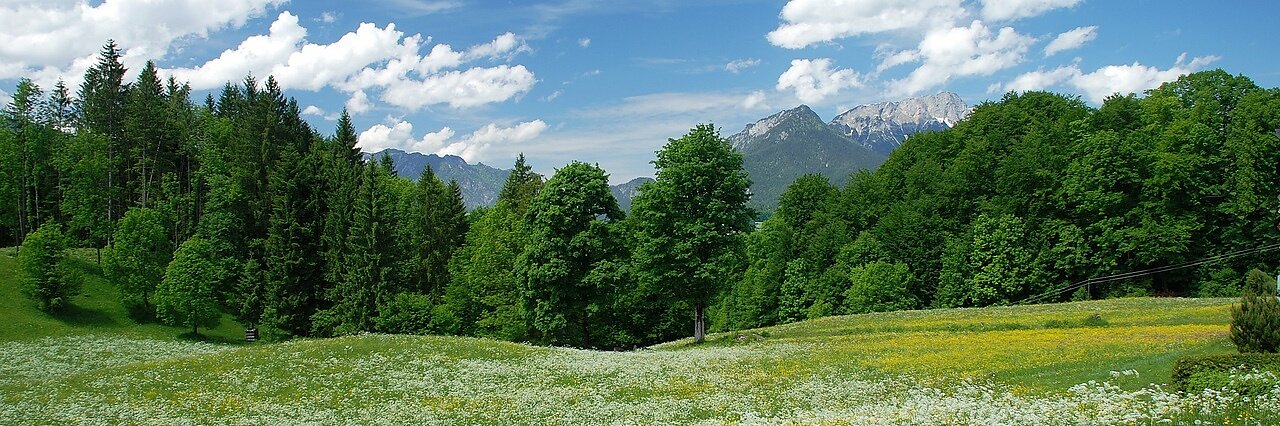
left=1015, top=242, right=1280, bottom=306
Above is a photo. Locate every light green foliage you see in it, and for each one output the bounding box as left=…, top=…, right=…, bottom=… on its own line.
left=726, top=216, right=791, bottom=329
left=18, top=222, right=77, bottom=311
left=103, top=207, right=171, bottom=313
left=58, top=132, right=111, bottom=250
left=154, top=237, right=221, bottom=334
left=936, top=213, right=1044, bottom=307
left=845, top=261, right=917, bottom=314
left=1231, top=269, right=1280, bottom=353
left=631, top=124, right=754, bottom=343
left=375, top=292, right=436, bottom=335
left=517, top=161, right=623, bottom=348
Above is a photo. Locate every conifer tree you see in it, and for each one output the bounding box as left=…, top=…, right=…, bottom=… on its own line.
left=1231, top=269, right=1280, bottom=353
left=18, top=221, right=77, bottom=312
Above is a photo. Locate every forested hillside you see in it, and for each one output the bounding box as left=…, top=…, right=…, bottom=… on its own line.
left=720, top=70, right=1280, bottom=331
left=4, top=41, right=1279, bottom=349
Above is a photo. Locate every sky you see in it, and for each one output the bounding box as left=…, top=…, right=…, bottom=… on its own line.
left=2, top=0, right=1277, bottom=182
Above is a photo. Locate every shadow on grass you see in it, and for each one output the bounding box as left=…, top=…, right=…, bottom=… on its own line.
left=51, top=303, right=119, bottom=328
left=176, top=330, right=250, bottom=346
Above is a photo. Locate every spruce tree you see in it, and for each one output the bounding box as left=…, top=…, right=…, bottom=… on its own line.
left=1230, top=269, right=1280, bottom=353
left=260, top=147, right=325, bottom=339
left=18, top=221, right=77, bottom=312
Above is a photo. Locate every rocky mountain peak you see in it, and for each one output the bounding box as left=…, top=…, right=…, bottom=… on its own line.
left=828, top=92, right=970, bottom=154
left=729, top=104, right=823, bottom=151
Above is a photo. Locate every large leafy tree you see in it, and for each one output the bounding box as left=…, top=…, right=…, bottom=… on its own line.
left=155, top=237, right=222, bottom=335
left=517, top=161, right=624, bottom=348
left=103, top=207, right=171, bottom=315
left=18, top=221, right=77, bottom=312
left=630, top=124, right=753, bottom=343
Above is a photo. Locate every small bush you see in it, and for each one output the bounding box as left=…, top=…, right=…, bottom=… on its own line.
left=1171, top=353, right=1280, bottom=392
left=375, top=293, right=437, bottom=335
left=18, top=222, right=79, bottom=312
left=1230, top=269, right=1280, bottom=353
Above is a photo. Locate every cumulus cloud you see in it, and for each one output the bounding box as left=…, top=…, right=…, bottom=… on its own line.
left=767, top=0, right=965, bottom=49
left=165, top=14, right=534, bottom=112
left=776, top=58, right=864, bottom=104
left=0, top=0, right=284, bottom=88
left=357, top=118, right=547, bottom=162
left=725, top=58, right=762, bottom=73
left=887, top=20, right=1035, bottom=96
left=1044, top=26, right=1097, bottom=57
left=991, top=53, right=1220, bottom=103
left=346, top=90, right=373, bottom=114
left=378, top=65, right=536, bottom=109
left=980, top=0, right=1083, bottom=21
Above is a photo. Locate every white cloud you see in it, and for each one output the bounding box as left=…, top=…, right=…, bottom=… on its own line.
left=464, top=32, right=530, bottom=62
left=346, top=90, right=373, bottom=114
left=0, top=88, right=10, bottom=106
left=378, top=65, right=536, bottom=110
left=318, top=11, right=338, bottom=23
left=875, top=49, right=921, bottom=73
left=543, top=90, right=563, bottom=102
left=741, top=90, right=769, bottom=110
left=578, top=38, right=591, bottom=48
left=357, top=118, right=547, bottom=162
left=992, top=65, right=1078, bottom=93
left=1044, top=25, right=1097, bottom=57
left=992, top=53, right=1220, bottom=103
left=776, top=58, right=864, bottom=104
left=167, top=12, right=309, bottom=90
left=0, top=0, right=284, bottom=88
left=887, top=20, right=1035, bottom=97
left=167, top=16, right=534, bottom=111
left=302, top=105, right=325, bottom=116
left=1071, top=54, right=1219, bottom=103
left=725, top=58, right=762, bottom=73
left=767, top=0, right=965, bottom=49
left=384, top=0, right=461, bottom=15
left=979, top=0, right=1083, bottom=21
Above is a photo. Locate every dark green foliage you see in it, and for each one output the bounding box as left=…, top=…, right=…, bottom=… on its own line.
left=631, top=124, right=754, bottom=343
left=1230, top=269, right=1280, bottom=353
left=155, top=237, right=221, bottom=335
left=103, top=208, right=171, bottom=314
left=517, top=161, right=624, bottom=348
left=260, top=146, right=326, bottom=339
left=1172, top=353, right=1280, bottom=392
left=313, top=163, right=397, bottom=336
left=18, top=221, right=78, bottom=311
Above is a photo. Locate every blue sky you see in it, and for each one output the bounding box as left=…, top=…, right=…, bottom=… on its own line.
left=2, top=0, right=1276, bottom=182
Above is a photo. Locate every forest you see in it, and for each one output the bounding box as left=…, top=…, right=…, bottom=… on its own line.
left=5, top=41, right=1280, bottom=350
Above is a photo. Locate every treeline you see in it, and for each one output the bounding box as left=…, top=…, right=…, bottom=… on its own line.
left=6, top=41, right=1279, bottom=347
left=3, top=42, right=751, bottom=347
left=719, top=70, right=1280, bottom=330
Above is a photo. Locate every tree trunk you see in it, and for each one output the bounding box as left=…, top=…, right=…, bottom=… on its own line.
left=694, top=304, right=706, bottom=344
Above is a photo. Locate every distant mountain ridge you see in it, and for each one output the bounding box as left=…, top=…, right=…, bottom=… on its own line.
left=728, top=92, right=969, bottom=211
left=367, top=149, right=652, bottom=211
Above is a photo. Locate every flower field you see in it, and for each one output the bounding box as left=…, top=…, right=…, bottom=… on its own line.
left=1, top=297, right=1276, bottom=424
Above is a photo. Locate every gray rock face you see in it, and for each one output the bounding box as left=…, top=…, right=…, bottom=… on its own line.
left=828, top=92, right=970, bottom=155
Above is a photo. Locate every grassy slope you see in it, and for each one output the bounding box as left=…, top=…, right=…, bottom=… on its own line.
left=1, top=249, right=1261, bottom=423
left=0, top=247, right=245, bottom=343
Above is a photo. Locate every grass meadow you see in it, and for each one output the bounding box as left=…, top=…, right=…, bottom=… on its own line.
left=1, top=248, right=1276, bottom=425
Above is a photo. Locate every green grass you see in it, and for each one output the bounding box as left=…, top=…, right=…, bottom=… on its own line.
left=0, top=247, right=245, bottom=343
left=1, top=249, right=1274, bottom=424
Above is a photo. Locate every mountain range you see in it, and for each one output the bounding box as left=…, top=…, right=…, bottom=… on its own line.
left=370, top=92, right=969, bottom=212
left=728, top=92, right=969, bottom=210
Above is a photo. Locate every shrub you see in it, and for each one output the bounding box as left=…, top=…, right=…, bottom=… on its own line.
left=17, top=222, right=79, bottom=312
left=1171, top=353, right=1280, bottom=392
left=375, top=293, right=437, bottom=335
left=1230, top=269, right=1280, bottom=353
